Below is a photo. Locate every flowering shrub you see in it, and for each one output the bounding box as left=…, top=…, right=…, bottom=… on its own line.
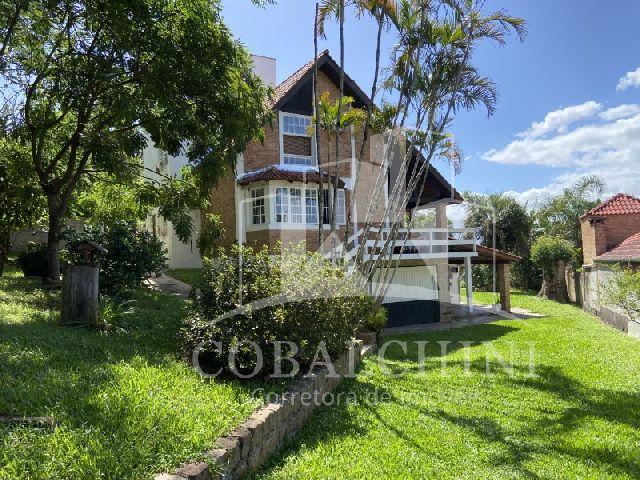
left=181, top=243, right=375, bottom=377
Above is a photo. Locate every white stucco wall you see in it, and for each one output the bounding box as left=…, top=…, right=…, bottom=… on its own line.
left=251, top=55, right=276, bottom=87
left=142, top=135, right=203, bottom=269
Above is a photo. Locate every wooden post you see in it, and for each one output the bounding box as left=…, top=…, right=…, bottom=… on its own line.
left=61, top=265, right=99, bottom=326
left=498, top=263, right=511, bottom=313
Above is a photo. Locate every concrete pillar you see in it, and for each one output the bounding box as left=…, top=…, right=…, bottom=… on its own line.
left=437, top=263, right=452, bottom=322
left=498, top=263, right=511, bottom=313
left=465, top=256, right=473, bottom=313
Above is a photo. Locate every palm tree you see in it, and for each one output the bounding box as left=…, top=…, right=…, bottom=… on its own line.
left=536, top=175, right=605, bottom=248
left=310, top=93, right=366, bottom=247
left=316, top=0, right=398, bottom=243
left=316, top=0, right=398, bottom=38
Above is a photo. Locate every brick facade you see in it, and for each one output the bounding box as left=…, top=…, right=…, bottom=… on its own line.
left=208, top=172, right=238, bottom=249
left=581, top=213, right=640, bottom=265
left=209, top=67, right=387, bottom=253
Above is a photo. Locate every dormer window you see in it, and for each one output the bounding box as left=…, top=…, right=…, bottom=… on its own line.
left=280, top=112, right=316, bottom=166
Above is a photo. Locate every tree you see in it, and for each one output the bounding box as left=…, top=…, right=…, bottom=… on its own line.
left=536, top=175, right=605, bottom=248
left=311, top=92, right=366, bottom=244
left=1, top=0, right=271, bottom=281
left=0, top=134, right=45, bottom=275
left=317, top=0, right=398, bottom=245
left=464, top=192, right=532, bottom=255
left=531, top=235, right=575, bottom=302
left=464, top=192, right=541, bottom=291
left=317, top=0, right=526, bottom=302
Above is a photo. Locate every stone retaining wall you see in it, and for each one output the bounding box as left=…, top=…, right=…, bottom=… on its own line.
left=156, top=342, right=364, bottom=480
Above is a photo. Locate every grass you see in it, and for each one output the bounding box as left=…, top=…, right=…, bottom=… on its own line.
left=253, top=292, right=640, bottom=479
left=166, top=268, right=202, bottom=287
left=0, top=266, right=267, bottom=480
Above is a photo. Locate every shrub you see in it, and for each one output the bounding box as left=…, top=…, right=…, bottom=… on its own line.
left=511, top=257, right=542, bottom=292
left=16, top=242, right=48, bottom=277
left=600, top=264, right=640, bottom=320
left=181, top=243, right=374, bottom=377
left=65, top=221, right=166, bottom=294
left=531, top=236, right=574, bottom=271
left=363, top=304, right=387, bottom=335
left=531, top=235, right=574, bottom=301
left=470, top=264, right=494, bottom=291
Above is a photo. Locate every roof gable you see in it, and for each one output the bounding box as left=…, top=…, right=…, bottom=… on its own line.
left=269, top=50, right=371, bottom=112
left=582, top=193, right=640, bottom=218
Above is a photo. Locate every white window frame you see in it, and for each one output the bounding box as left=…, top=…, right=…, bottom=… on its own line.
left=275, top=187, right=290, bottom=223
left=279, top=112, right=317, bottom=167
left=251, top=187, right=266, bottom=225
left=305, top=188, right=318, bottom=224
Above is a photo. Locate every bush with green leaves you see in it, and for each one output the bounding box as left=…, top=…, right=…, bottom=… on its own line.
left=363, top=305, right=387, bottom=335
left=531, top=236, right=575, bottom=271
left=65, top=221, right=166, bottom=294
left=600, top=264, right=640, bottom=320
left=16, top=242, right=49, bottom=277
left=182, top=243, right=374, bottom=377
left=531, top=235, right=575, bottom=301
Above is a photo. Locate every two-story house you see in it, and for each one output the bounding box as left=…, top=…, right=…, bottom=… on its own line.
left=145, top=52, right=519, bottom=326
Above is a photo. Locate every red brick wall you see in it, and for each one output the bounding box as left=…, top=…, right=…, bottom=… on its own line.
left=246, top=228, right=346, bottom=253
left=210, top=68, right=389, bottom=254
left=603, top=214, right=640, bottom=249
left=581, top=213, right=640, bottom=264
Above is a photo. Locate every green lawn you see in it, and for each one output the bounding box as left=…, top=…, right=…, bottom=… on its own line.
left=0, top=267, right=265, bottom=479
left=253, top=292, right=640, bottom=479
left=166, top=268, right=202, bottom=287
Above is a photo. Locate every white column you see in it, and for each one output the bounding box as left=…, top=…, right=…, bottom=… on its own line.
left=465, top=256, right=473, bottom=313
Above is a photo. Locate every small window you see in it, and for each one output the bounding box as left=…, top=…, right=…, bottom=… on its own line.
left=275, top=187, right=289, bottom=223
left=290, top=188, right=303, bottom=223
left=336, top=190, right=346, bottom=225
left=281, top=113, right=315, bottom=166
left=306, top=189, right=318, bottom=224
left=251, top=188, right=265, bottom=225
left=282, top=114, right=311, bottom=135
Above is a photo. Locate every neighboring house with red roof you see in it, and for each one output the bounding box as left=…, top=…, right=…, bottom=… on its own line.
left=144, top=52, right=519, bottom=325
left=580, top=193, right=640, bottom=265
left=574, top=194, right=640, bottom=337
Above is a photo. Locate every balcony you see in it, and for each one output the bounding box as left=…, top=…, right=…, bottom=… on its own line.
left=338, top=227, right=478, bottom=262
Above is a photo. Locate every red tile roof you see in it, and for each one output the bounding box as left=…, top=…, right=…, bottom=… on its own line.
left=582, top=193, right=640, bottom=218
left=595, top=232, right=640, bottom=263
left=237, top=165, right=345, bottom=188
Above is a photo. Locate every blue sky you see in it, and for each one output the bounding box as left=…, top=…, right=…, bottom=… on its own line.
left=221, top=0, right=640, bottom=207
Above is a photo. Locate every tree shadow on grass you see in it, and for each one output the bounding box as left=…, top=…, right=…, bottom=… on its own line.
left=0, top=278, right=269, bottom=478
left=405, top=363, right=640, bottom=479
left=252, top=352, right=640, bottom=480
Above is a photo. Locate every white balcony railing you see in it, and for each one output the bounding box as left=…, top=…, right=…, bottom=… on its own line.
left=336, top=227, right=478, bottom=262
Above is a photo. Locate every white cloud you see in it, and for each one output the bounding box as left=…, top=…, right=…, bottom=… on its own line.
left=482, top=102, right=640, bottom=205
left=517, top=101, right=601, bottom=139
left=616, top=66, right=640, bottom=91
left=482, top=111, right=640, bottom=168
left=599, top=104, right=640, bottom=121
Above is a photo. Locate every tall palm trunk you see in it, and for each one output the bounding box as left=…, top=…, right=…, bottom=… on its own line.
left=331, top=0, right=345, bottom=256
left=344, top=0, right=387, bottom=248
left=314, top=3, right=324, bottom=248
